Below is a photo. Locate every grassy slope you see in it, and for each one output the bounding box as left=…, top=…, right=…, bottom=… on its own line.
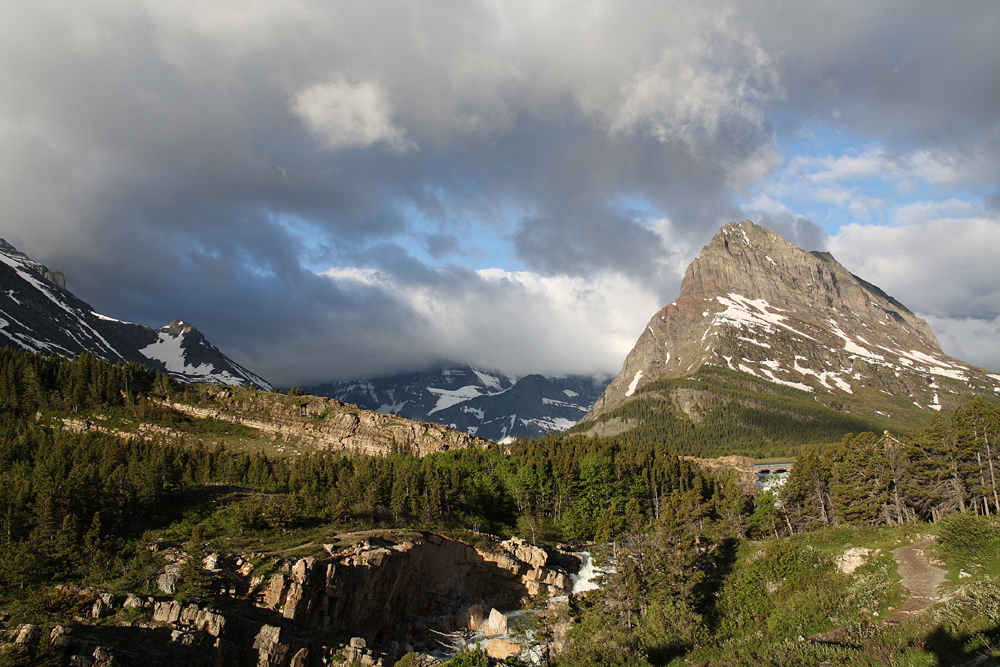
left=567, top=366, right=906, bottom=459
left=673, top=519, right=1000, bottom=667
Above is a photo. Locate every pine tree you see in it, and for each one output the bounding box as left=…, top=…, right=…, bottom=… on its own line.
left=175, top=524, right=213, bottom=606
left=827, top=432, right=890, bottom=525
left=780, top=447, right=831, bottom=530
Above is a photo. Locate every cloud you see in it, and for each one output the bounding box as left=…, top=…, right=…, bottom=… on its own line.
left=828, top=216, right=1000, bottom=371
left=743, top=195, right=828, bottom=251
left=920, top=314, right=1000, bottom=375
left=1, top=0, right=998, bottom=385
left=303, top=264, right=662, bottom=384
left=291, top=77, right=417, bottom=152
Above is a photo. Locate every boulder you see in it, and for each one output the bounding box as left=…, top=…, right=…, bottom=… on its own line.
left=502, top=538, right=547, bottom=569
left=482, top=609, right=507, bottom=637
left=152, top=600, right=184, bottom=624
left=290, top=648, right=310, bottom=667
left=836, top=547, right=873, bottom=574
left=91, top=593, right=115, bottom=618
left=253, top=625, right=290, bottom=667
left=14, top=624, right=40, bottom=647
left=92, top=645, right=117, bottom=666
left=486, top=638, right=521, bottom=660
left=50, top=625, right=75, bottom=651
left=123, top=594, right=144, bottom=609
left=457, top=603, right=486, bottom=631
left=158, top=564, right=182, bottom=595
left=203, top=553, right=222, bottom=572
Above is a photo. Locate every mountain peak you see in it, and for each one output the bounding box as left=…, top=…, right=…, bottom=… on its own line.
left=159, top=319, right=196, bottom=335
left=678, top=221, right=937, bottom=349
left=0, top=239, right=271, bottom=390
left=583, top=220, right=999, bottom=427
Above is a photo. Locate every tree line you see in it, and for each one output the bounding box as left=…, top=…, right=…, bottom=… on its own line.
left=780, top=396, right=1000, bottom=531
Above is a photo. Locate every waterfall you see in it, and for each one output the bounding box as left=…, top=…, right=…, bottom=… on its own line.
left=570, top=552, right=603, bottom=594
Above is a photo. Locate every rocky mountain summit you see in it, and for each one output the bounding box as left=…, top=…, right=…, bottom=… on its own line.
left=309, top=367, right=609, bottom=443
left=583, top=220, right=1000, bottom=429
left=0, top=239, right=271, bottom=390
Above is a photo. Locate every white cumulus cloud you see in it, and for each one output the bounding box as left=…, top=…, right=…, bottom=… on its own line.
left=291, top=77, right=417, bottom=152
left=318, top=265, right=660, bottom=380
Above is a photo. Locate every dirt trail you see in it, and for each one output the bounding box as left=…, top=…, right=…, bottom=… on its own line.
left=885, top=538, right=947, bottom=624
left=266, top=541, right=315, bottom=555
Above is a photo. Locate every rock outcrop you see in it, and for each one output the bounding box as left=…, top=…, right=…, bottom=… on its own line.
left=255, top=533, right=573, bottom=646
left=156, top=387, right=493, bottom=456
left=683, top=455, right=757, bottom=492
left=28, top=533, right=577, bottom=666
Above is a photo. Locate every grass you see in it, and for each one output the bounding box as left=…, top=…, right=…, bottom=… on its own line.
left=665, top=520, right=1000, bottom=667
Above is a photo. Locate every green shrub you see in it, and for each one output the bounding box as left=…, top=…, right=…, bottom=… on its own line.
left=834, top=553, right=903, bottom=624
left=636, top=597, right=705, bottom=663
left=553, top=609, right=653, bottom=667
left=443, top=647, right=490, bottom=666
left=934, top=575, right=1000, bottom=629
left=393, top=654, right=423, bottom=667
left=715, top=541, right=838, bottom=638
left=939, top=513, right=999, bottom=568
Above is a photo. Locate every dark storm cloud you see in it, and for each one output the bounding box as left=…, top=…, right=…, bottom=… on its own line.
left=746, top=0, right=1000, bottom=181
left=2, top=1, right=999, bottom=381
left=513, top=209, right=667, bottom=279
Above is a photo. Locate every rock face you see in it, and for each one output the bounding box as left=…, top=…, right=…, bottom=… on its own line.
left=837, top=547, right=876, bottom=575
left=33, top=533, right=575, bottom=666
left=255, top=533, right=573, bottom=645
left=584, top=220, right=1000, bottom=425
left=158, top=387, right=493, bottom=456
left=0, top=238, right=271, bottom=390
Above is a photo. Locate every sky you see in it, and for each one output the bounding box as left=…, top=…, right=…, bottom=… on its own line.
left=1, top=0, right=998, bottom=387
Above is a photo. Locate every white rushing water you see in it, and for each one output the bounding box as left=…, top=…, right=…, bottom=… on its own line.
left=570, top=551, right=603, bottom=594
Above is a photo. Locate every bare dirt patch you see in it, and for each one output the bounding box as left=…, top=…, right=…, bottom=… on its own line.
left=885, top=538, right=947, bottom=624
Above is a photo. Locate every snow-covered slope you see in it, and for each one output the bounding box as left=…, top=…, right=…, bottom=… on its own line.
left=0, top=239, right=271, bottom=390
left=307, top=366, right=609, bottom=442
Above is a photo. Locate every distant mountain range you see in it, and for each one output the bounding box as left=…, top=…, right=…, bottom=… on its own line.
left=306, top=367, right=610, bottom=442
left=577, top=220, right=1000, bottom=446
left=0, top=238, right=271, bottom=390
left=8, top=221, right=998, bottom=454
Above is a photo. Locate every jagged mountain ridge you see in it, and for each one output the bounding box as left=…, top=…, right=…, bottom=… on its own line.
left=0, top=239, right=271, bottom=390
left=583, top=220, right=1000, bottom=430
left=307, top=366, right=610, bottom=442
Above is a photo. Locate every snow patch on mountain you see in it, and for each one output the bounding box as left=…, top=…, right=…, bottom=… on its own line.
left=542, top=397, right=588, bottom=411
left=714, top=294, right=817, bottom=342
left=141, top=331, right=212, bottom=375
left=472, top=369, right=505, bottom=390
left=626, top=370, right=643, bottom=397
left=427, top=385, right=487, bottom=415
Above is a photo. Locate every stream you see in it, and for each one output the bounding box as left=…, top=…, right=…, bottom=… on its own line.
left=446, top=551, right=604, bottom=663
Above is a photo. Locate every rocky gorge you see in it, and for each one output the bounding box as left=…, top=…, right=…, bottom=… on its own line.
left=2, top=533, right=584, bottom=666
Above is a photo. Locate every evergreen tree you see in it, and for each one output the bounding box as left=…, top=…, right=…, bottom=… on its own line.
left=175, top=524, right=213, bottom=606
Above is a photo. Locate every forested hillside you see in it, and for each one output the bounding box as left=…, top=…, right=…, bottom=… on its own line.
left=781, top=396, right=1000, bottom=529
left=0, top=348, right=721, bottom=595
